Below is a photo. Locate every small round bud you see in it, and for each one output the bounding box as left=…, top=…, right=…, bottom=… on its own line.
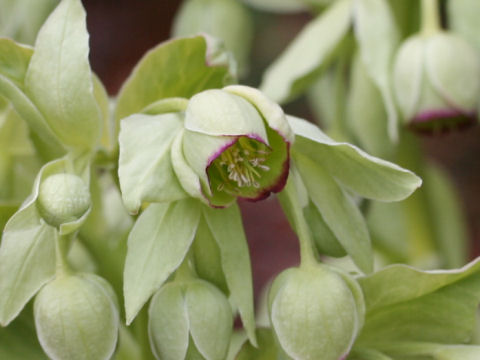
left=34, top=274, right=119, bottom=360
left=268, top=265, right=364, bottom=360
left=37, top=173, right=90, bottom=227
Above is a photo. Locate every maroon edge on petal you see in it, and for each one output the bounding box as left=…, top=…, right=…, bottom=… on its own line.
left=409, top=108, right=477, bottom=135
left=240, top=142, right=291, bottom=203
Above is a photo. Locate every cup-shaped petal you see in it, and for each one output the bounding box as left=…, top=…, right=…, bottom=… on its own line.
left=180, top=87, right=291, bottom=207
left=393, top=31, right=480, bottom=133
left=148, top=280, right=233, bottom=360
left=268, top=265, right=364, bottom=360
left=34, top=273, right=119, bottom=360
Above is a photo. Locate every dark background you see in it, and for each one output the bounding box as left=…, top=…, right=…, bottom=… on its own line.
left=82, top=0, right=480, bottom=297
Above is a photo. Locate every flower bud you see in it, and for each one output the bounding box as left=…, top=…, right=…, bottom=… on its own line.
left=34, top=273, right=119, bottom=360
left=393, top=31, right=480, bottom=133
left=149, top=279, right=233, bottom=360
left=175, top=85, right=293, bottom=208
left=268, top=264, right=365, bottom=360
left=37, top=173, right=90, bottom=227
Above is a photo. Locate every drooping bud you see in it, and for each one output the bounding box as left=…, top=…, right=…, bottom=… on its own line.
left=173, top=85, right=293, bottom=207
left=148, top=279, right=233, bottom=360
left=268, top=264, right=365, bottom=360
left=34, top=273, right=119, bottom=360
left=393, top=31, right=480, bottom=134
left=37, top=173, right=90, bottom=227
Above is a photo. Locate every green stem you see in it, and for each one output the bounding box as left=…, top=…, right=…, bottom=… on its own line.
left=55, top=234, right=72, bottom=276
left=279, top=171, right=317, bottom=267
left=421, top=0, right=440, bottom=35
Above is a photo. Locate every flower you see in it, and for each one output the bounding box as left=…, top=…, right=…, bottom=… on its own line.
left=393, top=31, right=480, bottom=134
left=175, top=85, right=293, bottom=207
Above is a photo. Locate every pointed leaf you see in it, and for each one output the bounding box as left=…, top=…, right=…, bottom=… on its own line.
left=115, top=35, right=234, bottom=121
left=123, top=199, right=201, bottom=324
left=202, top=204, right=257, bottom=346
left=354, top=0, right=399, bottom=141
left=260, top=0, right=352, bottom=103
left=295, top=152, right=373, bottom=273
left=118, top=113, right=187, bottom=213
left=288, top=115, right=421, bottom=201
left=25, top=0, right=101, bottom=149
left=0, top=38, right=32, bottom=87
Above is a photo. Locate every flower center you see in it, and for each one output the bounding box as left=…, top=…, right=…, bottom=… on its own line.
left=213, top=137, right=271, bottom=193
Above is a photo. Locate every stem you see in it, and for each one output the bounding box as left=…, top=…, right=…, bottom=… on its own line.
left=55, top=234, right=72, bottom=276
left=421, top=0, right=440, bottom=35
left=279, top=171, right=317, bottom=267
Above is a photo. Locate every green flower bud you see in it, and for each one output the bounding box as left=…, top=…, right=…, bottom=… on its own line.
left=172, top=0, right=253, bottom=76
left=148, top=279, right=233, bottom=360
left=34, top=273, right=119, bottom=360
left=268, top=265, right=365, bottom=360
left=173, top=85, right=293, bottom=208
left=37, top=173, right=90, bottom=227
left=393, top=31, right=480, bottom=133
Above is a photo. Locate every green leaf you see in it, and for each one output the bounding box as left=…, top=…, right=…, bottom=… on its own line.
left=349, top=348, right=393, bottom=360
left=242, top=0, right=307, bottom=13
left=202, top=204, right=257, bottom=346
left=449, top=0, right=480, bottom=52
left=115, top=35, right=235, bottom=121
left=354, top=0, right=399, bottom=141
left=347, top=53, right=393, bottom=159
left=123, top=199, right=201, bottom=324
left=25, top=0, right=101, bottom=150
left=424, top=163, right=468, bottom=268
left=0, top=307, right=48, bottom=360
left=287, top=115, right=422, bottom=201
left=0, top=39, right=63, bottom=158
left=294, top=152, right=372, bottom=273
left=118, top=113, right=187, bottom=213
left=0, top=154, right=90, bottom=325
left=260, top=0, right=352, bottom=103
left=356, top=258, right=480, bottom=347
left=235, top=328, right=289, bottom=360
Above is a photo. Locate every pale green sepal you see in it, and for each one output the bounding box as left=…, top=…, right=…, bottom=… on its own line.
left=449, top=0, right=480, bottom=52
left=34, top=273, right=119, bottom=360
left=183, top=129, right=236, bottom=194
left=425, top=33, right=480, bottom=111
left=260, top=0, right=352, bottom=103
left=202, top=204, right=257, bottom=346
left=185, top=89, right=268, bottom=141
left=92, top=74, right=113, bottom=151
left=118, top=113, right=187, bottom=213
left=141, top=97, right=189, bottom=115
left=25, top=0, right=101, bottom=150
left=186, top=281, right=233, bottom=360
left=354, top=0, right=400, bottom=141
left=287, top=115, right=422, bottom=201
left=224, top=85, right=294, bottom=142
left=431, top=345, right=480, bottom=360
left=0, top=207, right=56, bottom=326
left=148, top=284, right=190, bottom=360
left=123, top=199, right=201, bottom=324
left=170, top=129, right=206, bottom=202
left=0, top=38, right=33, bottom=88
left=393, top=36, right=424, bottom=122
left=295, top=152, right=373, bottom=273
left=115, top=35, right=234, bottom=121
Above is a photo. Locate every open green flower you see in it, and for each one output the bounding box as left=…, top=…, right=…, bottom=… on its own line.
left=393, top=31, right=480, bottom=133
left=174, top=85, right=293, bottom=207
